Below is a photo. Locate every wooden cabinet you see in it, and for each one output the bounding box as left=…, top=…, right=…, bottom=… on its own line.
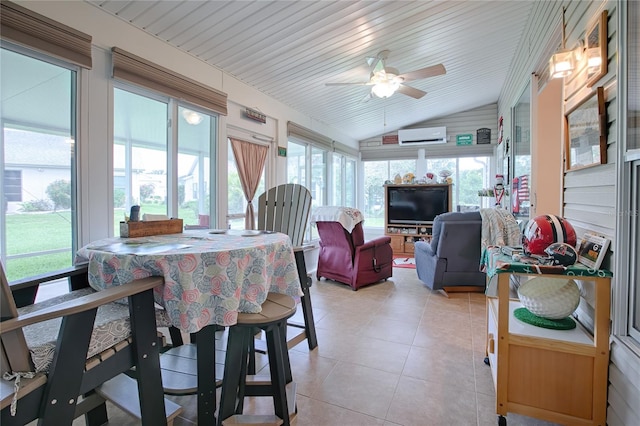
left=485, top=256, right=612, bottom=425
left=384, top=184, right=451, bottom=256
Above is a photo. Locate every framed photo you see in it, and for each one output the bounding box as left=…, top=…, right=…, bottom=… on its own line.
left=577, top=231, right=610, bottom=270
left=565, top=86, right=607, bottom=171
left=586, top=10, right=608, bottom=88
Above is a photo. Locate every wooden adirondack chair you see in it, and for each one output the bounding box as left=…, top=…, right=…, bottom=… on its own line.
left=0, top=262, right=181, bottom=425
left=255, top=183, right=317, bottom=351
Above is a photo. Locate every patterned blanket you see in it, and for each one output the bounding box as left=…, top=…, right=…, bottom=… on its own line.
left=479, top=208, right=522, bottom=251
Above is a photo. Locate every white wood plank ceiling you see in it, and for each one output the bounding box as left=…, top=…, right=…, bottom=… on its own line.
left=87, top=0, right=534, bottom=141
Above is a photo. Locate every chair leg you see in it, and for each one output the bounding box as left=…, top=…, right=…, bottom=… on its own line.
left=265, top=323, right=290, bottom=426
left=83, top=390, right=109, bottom=426
left=294, top=250, right=317, bottom=350
left=218, top=326, right=251, bottom=425
left=195, top=325, right=218, bottom=426
left=168, top=326, right=184, bottom=346
left=129, top=290, right=168, bottom=426
left=41, top=310, right=97, bottom=424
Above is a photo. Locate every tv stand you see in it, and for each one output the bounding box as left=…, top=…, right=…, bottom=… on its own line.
left=384, top=184, right=452, bottom=256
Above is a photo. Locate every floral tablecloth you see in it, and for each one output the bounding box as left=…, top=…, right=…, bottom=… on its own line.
left=310, top=206, right=364, bottom=232
left=76, top=230, right=303, bottom=333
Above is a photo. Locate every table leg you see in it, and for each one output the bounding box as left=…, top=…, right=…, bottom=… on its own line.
left=196, top=325, right=217, bottom=425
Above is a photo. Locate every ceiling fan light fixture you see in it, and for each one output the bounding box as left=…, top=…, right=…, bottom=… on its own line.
left=372, top=81, right=399, bottom=98
left=370, top=69, right=402, bottom=98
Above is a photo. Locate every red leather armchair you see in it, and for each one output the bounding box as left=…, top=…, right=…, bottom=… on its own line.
left=315, top=213, right=393, bottom=291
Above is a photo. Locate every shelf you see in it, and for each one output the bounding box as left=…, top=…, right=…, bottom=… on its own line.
left=487, top=299, right=593, bottom=346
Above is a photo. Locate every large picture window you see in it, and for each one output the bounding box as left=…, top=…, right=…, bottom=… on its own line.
left=627, top=0, right=640, bottom=344
left=1, top=47, right=77, bottom=281
left=113, top=87, right=216, bottom=231
left=286, top=134, right=355, bottom=240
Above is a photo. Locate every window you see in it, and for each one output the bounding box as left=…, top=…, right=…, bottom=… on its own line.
left=426, top=156, right=490, bottom=210
left=363, top=159, right=416, bottom=227
left=363, top=156, right=491, bottom=227
left=4, top=170, right=22, bottom=202
left=113, top=87, right=216, bottom=229
left=626, top=0, right=640, bottom=344
left=177, top=105, right=214, bottom=227
left=332, top=153, right=357, bottom=207
left=512, top=83, right=532, bottom=219
left=227, top=139, right=266, bottom=230
left=287, top=141, right=355, bottom=239
left=1, top=47, right=77, bottom=280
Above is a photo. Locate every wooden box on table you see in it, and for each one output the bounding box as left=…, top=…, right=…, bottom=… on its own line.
left=120, top=219, right=183, bottom=237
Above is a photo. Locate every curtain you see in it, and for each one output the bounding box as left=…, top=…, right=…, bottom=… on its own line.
left=230, top=138, right=268, bottom=229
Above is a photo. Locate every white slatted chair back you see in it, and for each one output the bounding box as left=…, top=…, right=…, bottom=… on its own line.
left=257, top=184, right=312, bottom=247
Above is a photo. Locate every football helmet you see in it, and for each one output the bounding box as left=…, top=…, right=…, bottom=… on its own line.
left=522, top=215, right=577, bottom=255
left=544, top=242, right=578, bottom=266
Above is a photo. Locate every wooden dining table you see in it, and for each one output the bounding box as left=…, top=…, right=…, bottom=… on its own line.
left=76, top=228, right=304, bottom=425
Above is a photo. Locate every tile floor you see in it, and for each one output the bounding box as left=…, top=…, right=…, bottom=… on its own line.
left=67, top=266, right=557, bottom=426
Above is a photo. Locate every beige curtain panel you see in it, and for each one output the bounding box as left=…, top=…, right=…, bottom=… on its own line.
left=230, top=138, right=268, bottom=230
left=111, top=47, right=227, bottom=116
left=0, top=1, right=92, bottom=68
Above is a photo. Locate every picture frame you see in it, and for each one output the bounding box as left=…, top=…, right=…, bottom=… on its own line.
left=576, top=231, right=610, bottom=270
left=585, top=10, right=608, bottom=88
left=564, top=86, right=607, bottom=171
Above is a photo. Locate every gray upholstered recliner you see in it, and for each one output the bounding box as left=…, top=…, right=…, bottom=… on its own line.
left=414, top=211, right=486, bottom=291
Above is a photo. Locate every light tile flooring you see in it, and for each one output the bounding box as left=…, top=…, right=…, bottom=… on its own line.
left=70, top=266, right=557, bottom=426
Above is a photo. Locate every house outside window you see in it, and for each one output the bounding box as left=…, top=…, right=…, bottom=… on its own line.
left=3, top=170, right=22, bottom=202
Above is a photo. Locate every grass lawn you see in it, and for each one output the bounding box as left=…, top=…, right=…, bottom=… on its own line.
left=4, top=203, right=203, bottom=281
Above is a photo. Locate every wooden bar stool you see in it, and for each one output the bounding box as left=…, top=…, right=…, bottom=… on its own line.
left=218, top=293, right=297, bottom=426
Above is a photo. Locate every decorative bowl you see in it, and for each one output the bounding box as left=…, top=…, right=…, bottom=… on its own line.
left=517, top=277, right=580, bottom=319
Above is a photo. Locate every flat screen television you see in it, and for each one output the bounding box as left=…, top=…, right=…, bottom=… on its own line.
left=387, top=186, right=450, bottom=225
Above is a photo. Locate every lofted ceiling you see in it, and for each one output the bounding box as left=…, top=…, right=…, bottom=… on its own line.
left=86, top=0, right=535, bottom=142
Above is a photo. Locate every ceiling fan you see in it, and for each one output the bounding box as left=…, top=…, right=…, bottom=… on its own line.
left=325, top=50, right=446, bottom=100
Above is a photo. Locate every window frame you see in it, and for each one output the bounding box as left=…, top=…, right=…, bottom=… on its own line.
left=613, top=0, right=640, bottom=353
left=0, top=42, right=80, bottom=279
left=112, top=82, right=218, bottom=232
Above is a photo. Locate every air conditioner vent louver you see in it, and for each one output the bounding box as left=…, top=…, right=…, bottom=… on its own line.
left=398, top=127, right=447, bottom=145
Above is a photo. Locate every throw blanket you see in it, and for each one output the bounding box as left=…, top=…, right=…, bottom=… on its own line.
left=479, top=208, right=521, bottom=251
left=310, top=206, right=364, bottom=232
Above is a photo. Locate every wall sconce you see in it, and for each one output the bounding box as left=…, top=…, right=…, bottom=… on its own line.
left=549, top=7, right=575, bottom=79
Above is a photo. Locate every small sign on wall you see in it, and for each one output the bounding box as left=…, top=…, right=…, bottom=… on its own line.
left=477, top=128, right=491, bottom=144
left=382, top=134, right=399, bottom=144
left=277, top=147, right=287, bottom=157
left=245, top=107, right=266, bottom=124
left=456, top=134, right=473, bottom=145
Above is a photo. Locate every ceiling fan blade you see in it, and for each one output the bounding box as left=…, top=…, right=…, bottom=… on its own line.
left=399, top=63, right=446, bottom=82
left=367, top=50, right=389, bottom=74
left=397, top=84, right=427, bottom=99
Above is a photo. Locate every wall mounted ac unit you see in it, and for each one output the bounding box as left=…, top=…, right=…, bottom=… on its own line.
left=398, top=127, right=447, bottom=145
